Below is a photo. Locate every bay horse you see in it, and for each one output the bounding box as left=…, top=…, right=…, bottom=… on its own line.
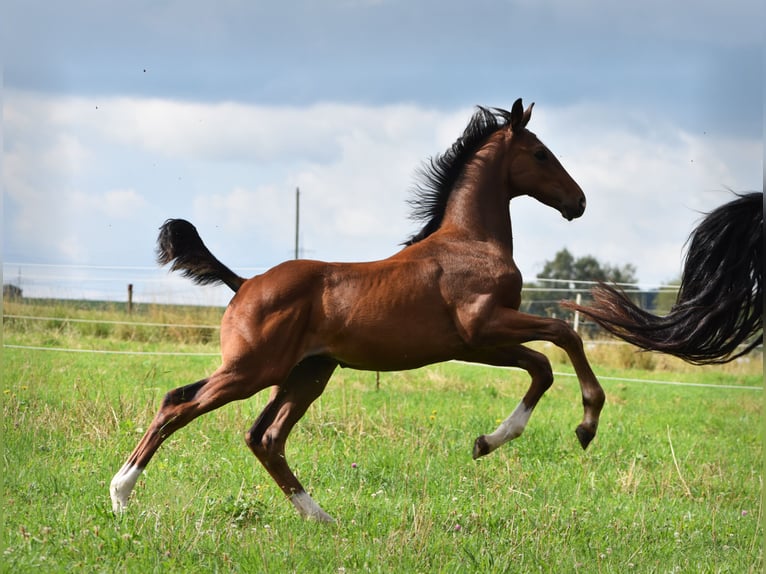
left=110, top=99, right=604, bottom=522
left=564, top=192, right=763, bottom=364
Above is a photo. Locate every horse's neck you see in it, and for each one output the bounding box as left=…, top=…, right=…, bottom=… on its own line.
left=440, top=149, right=515, bottom=249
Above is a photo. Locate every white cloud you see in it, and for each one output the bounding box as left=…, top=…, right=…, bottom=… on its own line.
left=514, top=102, right=762, bottom=284
left=39, top=96, right=441, bottom=167
left=74, top=188, right=148, bottom=220
left=42, top=134, right=91, bottom=176
left=4, top=91, right=761, bottom=287
left=193, top=185, right=289, bottom=233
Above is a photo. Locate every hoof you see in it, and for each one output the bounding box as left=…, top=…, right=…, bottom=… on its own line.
left=575, top=425, right=596, bottom=450
left=472, top=435, right=490, bottom=459
left=111, top=501, right=128, bottom=515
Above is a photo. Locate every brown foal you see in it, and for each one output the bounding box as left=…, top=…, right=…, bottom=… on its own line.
left=110, top=99, right=604, bottom=522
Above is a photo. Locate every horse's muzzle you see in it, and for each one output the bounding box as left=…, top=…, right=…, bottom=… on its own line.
left=563, top=196, right=586, bottom=221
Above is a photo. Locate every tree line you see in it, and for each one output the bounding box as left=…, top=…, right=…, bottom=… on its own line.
left=522, top=248, right=678, bottom=330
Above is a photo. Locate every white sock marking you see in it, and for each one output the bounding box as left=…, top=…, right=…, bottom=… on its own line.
left=484, top=401, right=533, bottom=451
left=110, top=463, right=144, bottom=513
left=290, top=491, right=334, bottom=522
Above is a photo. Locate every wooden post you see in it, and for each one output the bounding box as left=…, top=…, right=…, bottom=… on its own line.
left=572, top=292, right=581, bottom=332
left=127, top=283, right=133, bottom=315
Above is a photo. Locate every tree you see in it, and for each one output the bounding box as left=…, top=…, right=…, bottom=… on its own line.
left=538, top=249, right=575, bottom=280
left=522, top=249, right=639, bottom=323
left=539, top=248, right=637, bottom=284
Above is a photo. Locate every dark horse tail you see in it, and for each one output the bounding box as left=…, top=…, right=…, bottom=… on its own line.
left=563, top=192, right=763, bottom=364
left=156, top=219, right=246, bottom=293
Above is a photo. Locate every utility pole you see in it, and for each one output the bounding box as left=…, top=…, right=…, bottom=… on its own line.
left=294, top=187, right=300, bottom=260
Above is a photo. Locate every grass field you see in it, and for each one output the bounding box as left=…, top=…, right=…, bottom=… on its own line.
left=2, top=299, right=763, bottom=572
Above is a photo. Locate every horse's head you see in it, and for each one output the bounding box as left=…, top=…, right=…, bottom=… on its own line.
left=503, top=99, right=586, bottom=221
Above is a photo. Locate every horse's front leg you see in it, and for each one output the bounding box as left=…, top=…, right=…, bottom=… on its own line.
left=460, top=345, right=553, bottom=459
left=470, top=309, right=605, bottom=450
left=464, top=346, right=554, bottom=458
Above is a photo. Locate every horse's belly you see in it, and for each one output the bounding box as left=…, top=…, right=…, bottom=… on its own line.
left=325, top=315, right=466, bottom=372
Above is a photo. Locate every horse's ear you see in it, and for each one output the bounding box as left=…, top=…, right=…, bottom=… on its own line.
left=522, top=102, right=534, bottom=128
left=510, top=99, right=534, bottom=131
left=510, top=99, right=524, bottom=131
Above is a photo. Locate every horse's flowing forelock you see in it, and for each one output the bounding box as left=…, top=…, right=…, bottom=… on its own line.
left=404, top=106, right=512, bottom=245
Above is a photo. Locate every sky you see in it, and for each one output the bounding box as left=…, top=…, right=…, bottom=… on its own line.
left=2, top=0, right=763, bottom=306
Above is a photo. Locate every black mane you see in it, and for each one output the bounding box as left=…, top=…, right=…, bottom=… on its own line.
left=404, top=106, right=512, bottom=245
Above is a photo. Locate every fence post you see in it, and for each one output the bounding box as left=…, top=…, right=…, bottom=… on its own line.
left=127, top=284, right=133, bottom=315
left=572, top=292, right=581, bottom=333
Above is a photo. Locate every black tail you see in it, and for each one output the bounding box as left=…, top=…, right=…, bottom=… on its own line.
left=157, top=219, right=246, bottom=293
left=564, top=192, right=763, bottom=364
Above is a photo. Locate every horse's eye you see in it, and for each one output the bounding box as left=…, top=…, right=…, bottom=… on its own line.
left=534, top=149, right=548, bottom=161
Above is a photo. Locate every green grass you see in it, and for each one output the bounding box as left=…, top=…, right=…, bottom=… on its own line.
left=2, top=300, right=763, bottom=572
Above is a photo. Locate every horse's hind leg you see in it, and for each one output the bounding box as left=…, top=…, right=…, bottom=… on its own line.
left=467, top=346, right=554, bottom=459
left=245, top=356, right=338, bottom=522
left=110, top=365, right=267, bottom=513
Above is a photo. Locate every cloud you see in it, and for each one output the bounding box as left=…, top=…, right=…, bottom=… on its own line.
left=36, top=96, right=444, bottom=167
left=80, top=189, right=148, bottom=220
left=182, top=103, right=459, bottom=263
left=192, top=185, right=291, bottom=241
left=510, top=0, right=762, bottom=46
left=3, top=90, right=761, bottom=286
left=512, top=102, right=762, bottom=283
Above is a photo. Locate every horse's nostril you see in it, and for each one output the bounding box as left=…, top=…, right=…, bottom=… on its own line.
left=579, top=197, right=587, bottom=212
